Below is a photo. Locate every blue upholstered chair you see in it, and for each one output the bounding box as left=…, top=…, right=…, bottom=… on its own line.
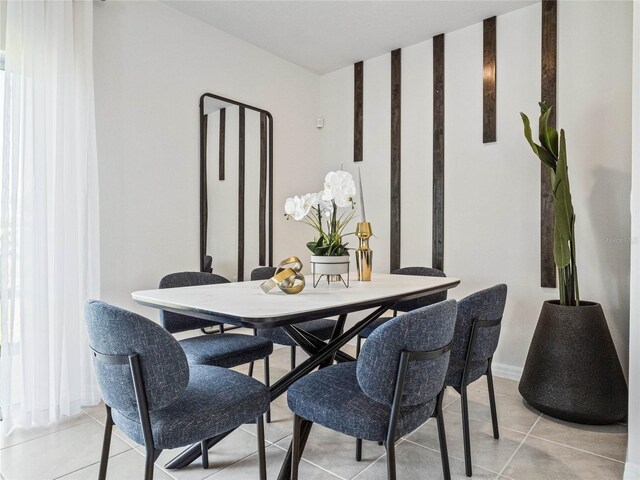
left=85, top=301, right=269, bottom=480
left=356, top=266, right=447, bottom=356
left=288, top=300, right=458, bottom=480
left=159, top=272, right=274, bottom=422
left=446, top=284, right=507, bottom=477
left=250, top=267, right=338, bottom=370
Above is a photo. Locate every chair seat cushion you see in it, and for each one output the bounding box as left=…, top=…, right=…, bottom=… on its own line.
left=179, top=334, right=273, bottom=368
left=358, top=316, right=393, bottom=339
left=446, top=358, right=488, bottom=388
left=287, top=362, right=436, bottom=442
left=257, top=318, right=336, bottom=346
left=112, top=365, right=270, bottom=449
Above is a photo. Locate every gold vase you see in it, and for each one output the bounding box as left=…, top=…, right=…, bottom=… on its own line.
left=355, top=222, right=373, bottom=281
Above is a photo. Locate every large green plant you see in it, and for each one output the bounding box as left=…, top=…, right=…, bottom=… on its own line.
left=520, top=103, right=580, bottom=306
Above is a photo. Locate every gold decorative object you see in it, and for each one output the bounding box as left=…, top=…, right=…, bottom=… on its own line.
left=260, top=257, right=306, bottom=294
left=355, top=168, right=373, bottom=281
left=355, top=222, right=373, bottom=281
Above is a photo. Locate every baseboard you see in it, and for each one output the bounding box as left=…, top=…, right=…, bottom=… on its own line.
left=492, top=362, right=523, bottom=381
left=624, top=462, right=640, bottom=479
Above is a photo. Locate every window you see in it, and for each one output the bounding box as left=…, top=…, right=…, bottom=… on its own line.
left=0, top=52, right=5, bottom=421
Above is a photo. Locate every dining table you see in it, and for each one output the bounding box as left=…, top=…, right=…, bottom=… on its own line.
left=132, top=272, right=460, bottom=479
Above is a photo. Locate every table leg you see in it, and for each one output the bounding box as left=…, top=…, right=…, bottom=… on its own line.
left=165, top=430, right=233, bottom=469
left=269, top=306, right=388, bottom=399
left=282, top=326, right=355, bottom=363
left=165, top=306, right=391, bottom=471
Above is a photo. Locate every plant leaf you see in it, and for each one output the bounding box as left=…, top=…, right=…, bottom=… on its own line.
left=538, top=106, right=559, bottom=158
left=552, top=130, right=575, bottom=269
left=521, top=112, right=556, bottom=170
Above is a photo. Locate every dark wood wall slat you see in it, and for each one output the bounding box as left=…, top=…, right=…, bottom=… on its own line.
left=219, top=108, right=226, bottom=181
left=259, top=112, right=267, bottom=266
left=268, top=115, right=274, bottom=266
left=390, top=49, right=402, bottom=272
left=541, top=0, right=557, bottom=288
left=483, top=17, right=497, bottom=143
left=354, top=61, right=364, bottom=163
left=238, top=107, right=245, bottom=281
left=432, top=34, right=445, bottom=272
left=200, top=107, right=209, bottom=272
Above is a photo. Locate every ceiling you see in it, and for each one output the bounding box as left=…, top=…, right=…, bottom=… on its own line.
left=163, top=0, right=537, bottom=75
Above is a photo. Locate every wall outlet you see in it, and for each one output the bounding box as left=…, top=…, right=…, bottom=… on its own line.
left=316, top=117, right=325, bottom=129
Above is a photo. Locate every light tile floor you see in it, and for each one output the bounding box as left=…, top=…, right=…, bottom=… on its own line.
left=0, top=345, right=627, bottom=480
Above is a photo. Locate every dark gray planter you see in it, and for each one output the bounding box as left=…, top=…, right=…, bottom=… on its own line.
left=519, top=300, right=627, bottom=424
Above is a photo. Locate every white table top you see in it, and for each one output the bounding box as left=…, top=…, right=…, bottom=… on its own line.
left=132, top=273, right=460, bottom=328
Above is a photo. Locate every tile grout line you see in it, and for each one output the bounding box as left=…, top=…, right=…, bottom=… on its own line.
left=188, top=432, right=346, bottom=480
left=440, top=405, right=540, bottom=437
left=268, top=439, right=349, bottom=480
left=350, top=439, right=407, bottom=480
left=401, top=438, right=467, bottom=468
left=526, top=433, right=627, bottom=464
left=0, top=415, right=94, bottom=451
left=4, top=411, right=175, bottom=480
left=401, top=438, right=502, bottom=476
left=170, top=446, right=259, bottom=480
left=496, top=414, right=542, bottom=478
left=51, top=448, right=135, bottom=480
left=239, top=423, right=294, bottom=446
left=128, top=445, right=179, bottom=480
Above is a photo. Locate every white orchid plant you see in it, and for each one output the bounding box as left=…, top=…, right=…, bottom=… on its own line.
left=284, top=170, right=357, bottom=257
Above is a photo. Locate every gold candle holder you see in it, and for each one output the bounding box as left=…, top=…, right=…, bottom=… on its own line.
left=355, top=222, right=373, bottom=281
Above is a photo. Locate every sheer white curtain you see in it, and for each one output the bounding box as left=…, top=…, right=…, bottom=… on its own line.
left=0, top=0, right=101, bottom=433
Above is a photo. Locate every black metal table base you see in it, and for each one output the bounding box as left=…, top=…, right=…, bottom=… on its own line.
left=164, top=305, right=392, bottom=474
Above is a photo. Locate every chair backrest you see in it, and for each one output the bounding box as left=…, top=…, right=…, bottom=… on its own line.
left=251, top=266, right=276, bottom=281
left=159, top=272, right=230, bottom=333
left=392, top=266, right=447, bottom=313
left=450, top=284, right=507, bottom=367
left=85, top=301, right=189, bottom=414
left=356, top=300, right=457, bottom=407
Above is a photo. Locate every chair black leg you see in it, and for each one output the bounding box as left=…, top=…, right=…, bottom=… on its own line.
left=486, top=361, right=500, bottom=440
left=144, top=447, right=161, bottom=480
left=264, top=356, right=271, bottom=423
left=291, top=414, right=303, bottom=480
left=201, top=441, right=209, bottom=469
left=435, top=391, right=452, bottom=480
left=460, top=385, right=473, bottom=477
left=385, top=441, right=397, bottom=480
left=98, top=405, right=114, bottom=480
left=248, top=329, right=258, bottom=378
left=290, top=346, right=296, bottom=370
left=256, top=415, right=267, bottom=480
left=356, top=336, right=361, bottom=358
left=356, top=438, right=362, bottom=461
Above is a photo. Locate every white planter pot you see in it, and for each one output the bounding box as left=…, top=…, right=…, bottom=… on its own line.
left=310, top=255, right=350, bottom=276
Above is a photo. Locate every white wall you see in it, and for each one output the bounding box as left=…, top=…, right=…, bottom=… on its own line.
left=625, top=2, right=640, bottom=478
left=319, top=1, right=632, bottom=378
left=93, top=1, right=323, bottom=315
left=94, top=0, right=633, bottom=380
